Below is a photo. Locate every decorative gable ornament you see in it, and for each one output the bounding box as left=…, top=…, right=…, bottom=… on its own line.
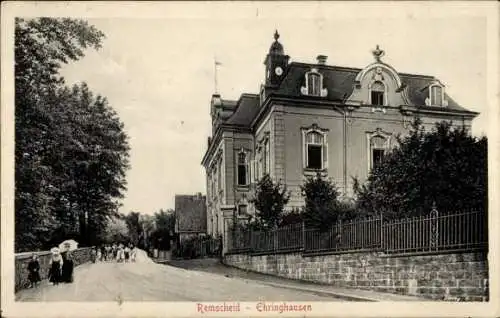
left=372, top=67, right=385, bottom=82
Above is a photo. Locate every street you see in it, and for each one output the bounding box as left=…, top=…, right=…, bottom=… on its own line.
left=16, top=251, right=341, bottom=302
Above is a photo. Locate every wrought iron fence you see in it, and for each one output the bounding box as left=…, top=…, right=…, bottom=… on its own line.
left=228, top=223, right=303, bottom=254
left=304, top=217, right=382, bottom=253
left=227, top=209, right=487, bottom=256
left=383, top=209, right=488, bottom=254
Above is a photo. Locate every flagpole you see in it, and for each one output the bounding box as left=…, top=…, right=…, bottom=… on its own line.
left=214, top=57, right=219, bottom=94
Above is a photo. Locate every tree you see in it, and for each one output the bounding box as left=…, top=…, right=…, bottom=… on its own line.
left=150, top=209, right=175, bottom=250
left=354, top=120, right=487, bottom=219
left=301, top=172, right=344, bottom=230
left=15, top=18, right=130, bottom=251
left=249, top=174, right=290, bottom=230
left=103, top=216, right=130, bottom=244
left=124, top=211, right=141, bottom=245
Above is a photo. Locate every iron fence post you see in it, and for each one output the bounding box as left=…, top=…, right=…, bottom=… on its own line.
left=380, top=213, right=384, bottom=252
left=430, top=202, right=439, bottom=251
left=301, top=221, right=306, bottom=251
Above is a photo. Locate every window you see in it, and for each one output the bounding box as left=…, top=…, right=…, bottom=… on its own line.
left=372, top=149, right=385, bottom=169
left=430, top=85, right=443, bottom=106
left=237, top=152, right=248, bottom=186
left=265, top=140, right=270, bottom=174
left=301, top=69, right=327, bottom=97
left=217, top=163, right=221, bottom=191
left=238, top=204, right=247, bottom=216
left=211, top=170, right=215, bottom=198
left=305, top=131, right=326, bottom=170
left=308, top=72, right=321, bottom=96
left=367, top=132, right=390, bottom=171
left=371, top=81, right=385, bottom=106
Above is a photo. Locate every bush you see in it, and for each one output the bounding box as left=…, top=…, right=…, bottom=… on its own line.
left=354, top=120, right=487, bottom=219
left=301, top=173, right=353, bottom=230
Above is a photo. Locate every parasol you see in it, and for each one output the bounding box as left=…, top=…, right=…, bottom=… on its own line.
left=59, top=239, right=78, bottom=252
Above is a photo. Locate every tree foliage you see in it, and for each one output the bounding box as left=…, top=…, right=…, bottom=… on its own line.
left=249, top=174, right=290, bottom=230
left=301, top=173, right=354, bottom=230
left=149, top=209, right=175, bottom=250
left=15, top=18, right=129, bottom=251
left=354, top=119, right=487, bottom=219
left=102, top=216, right=130, bottom=244
left=124, top=211, right=141, bottom=245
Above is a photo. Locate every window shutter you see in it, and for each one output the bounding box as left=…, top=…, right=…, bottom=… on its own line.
left=323, top=138, right=328, bottom=170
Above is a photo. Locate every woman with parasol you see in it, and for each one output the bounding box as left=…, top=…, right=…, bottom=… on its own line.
left=59, top=240, right=77, bottom=283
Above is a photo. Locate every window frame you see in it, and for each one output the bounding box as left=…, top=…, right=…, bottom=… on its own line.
left=301, top=68, right=328, bottom=97
left=371, top=148, right=385, bottom=170
left=429, top=84, right=444, bottom=106
left=369, top=81, right=386, bottom=106
left=238, top=204, right=247, bottom=216
left=236, top=150, right=249, bottom=186
left=366, top=129, right=392, bottom=171
left=301, top=125, right=329, bottom=172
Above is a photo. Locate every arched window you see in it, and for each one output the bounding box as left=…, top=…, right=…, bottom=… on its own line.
left=370, top=81, right=385, bottom=106
left=237, top=152, right=248, bottom=186
left=304, top=130, right=327, bottom=170
left=430, top=85, right=443, bottom=106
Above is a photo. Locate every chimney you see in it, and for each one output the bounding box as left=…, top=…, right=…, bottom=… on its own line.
left=316, top=55, right=328, bottom=65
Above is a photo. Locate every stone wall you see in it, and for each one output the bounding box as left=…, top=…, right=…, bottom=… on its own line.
left=15, top=247, right=94, bottom=292
left=224, top=251, right=489, bottom=301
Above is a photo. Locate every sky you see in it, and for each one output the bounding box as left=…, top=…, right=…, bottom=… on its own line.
left=55, top=2, right=494, bottom=215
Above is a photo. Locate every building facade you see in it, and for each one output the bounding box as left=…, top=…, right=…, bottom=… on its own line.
left=201, top=31, right=478, bottom=242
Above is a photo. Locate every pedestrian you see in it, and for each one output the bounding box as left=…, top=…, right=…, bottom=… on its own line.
left=117, top=244, right=124, bottom=262
left=96, top=247, right=102, bottom=263
left=61, top=251, right=74, bottom=283
left=124, top=245, right=130, bottom=262
left=106, top=245, right=112, bottom=261
left=48, top=248, right=63, bottom=285
left=100, top=245, right=106, bottom=262
left=112, top=243, right=118, bottom=261
left=27, top=253, right=41, bottom=288
left=130, top=245, right=136, bottom=262
left=90, top=247, right=97, bottom=263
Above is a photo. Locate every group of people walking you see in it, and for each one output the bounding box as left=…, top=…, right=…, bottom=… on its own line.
left=27, top=248, right=74, bottom=288
left=27, top=242, right=138, bottom=289
left=93, top=243, right=137, bottom=263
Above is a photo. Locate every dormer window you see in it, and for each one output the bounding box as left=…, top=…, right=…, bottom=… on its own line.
left=430, top=84, right=443, bottom=106
left=425, top=82, right=448, bottom=107
left=301, top=68, right=328, bottom=97
left=370, top=81, right=385, bottom=106
left=308, top=72, right=321, bottom=95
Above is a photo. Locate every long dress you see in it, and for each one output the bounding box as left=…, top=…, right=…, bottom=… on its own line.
left=27, top=260, right=41, bottom=285
left=61, top=258, right=74, bottom=283
left=48, top=257, right=63, bottom=285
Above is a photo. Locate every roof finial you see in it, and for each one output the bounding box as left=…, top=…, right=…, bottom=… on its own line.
left=274, top=30, right=280, bottom=41
left=372, top=44, right=385, bottom=62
